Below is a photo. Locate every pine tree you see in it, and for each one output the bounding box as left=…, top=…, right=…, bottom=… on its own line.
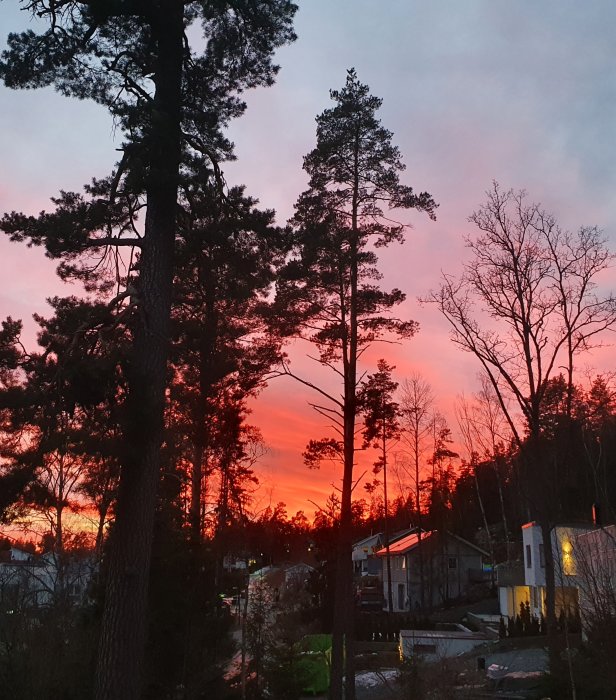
left=359, top=359, right=400, bottom=614
left=1, top=4, right=297, bottom=697
left=169, top=172, right=289, bottom=543
left=276, top=69, right=436, bottom=699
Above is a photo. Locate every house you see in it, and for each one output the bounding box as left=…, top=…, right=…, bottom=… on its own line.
left=497, top=521, right=594, bottom=619
left=0, top=547, right=50, bottom=608
left=574, top=524, right=616, bottom=635
left=222, top=554, right=249, bottom=572
left=249, top=562, right=315, bottom=603
left=352, top=528, right=415, bottom=579
left=376, top=531, right=488, bottom=611
left=496, top=559, right=529, bottom=620
left=352, top=533, right=385, bottom=577
left=0, top=546, right=94, bottom=609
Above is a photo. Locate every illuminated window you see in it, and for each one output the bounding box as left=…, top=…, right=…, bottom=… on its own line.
left=562, top=539, right=576, bottom=576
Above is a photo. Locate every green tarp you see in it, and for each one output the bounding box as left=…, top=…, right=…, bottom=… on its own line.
left=297, top=634, right=332, bottom=695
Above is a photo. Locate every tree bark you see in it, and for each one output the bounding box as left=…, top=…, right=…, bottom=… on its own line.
left=382, top=427, right=394, bottom=613
left=94, top=3, right=183, bottom=698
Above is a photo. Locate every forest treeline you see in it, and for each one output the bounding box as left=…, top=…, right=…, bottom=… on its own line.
left=1, top=2, right=616, bottom=699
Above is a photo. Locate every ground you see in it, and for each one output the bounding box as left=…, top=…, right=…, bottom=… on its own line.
left=355, top=669, right=399, bottom=699
left=299, top=640, right=551, bottom=699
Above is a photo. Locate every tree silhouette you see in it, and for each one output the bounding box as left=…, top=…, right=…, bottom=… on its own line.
left=1, top=3, right=297, bottom=697
left=429, top=182, right=616, bottom=677
left=359, top=359, right=400, bottom=614
left=276, top=69, right=436, bottom=699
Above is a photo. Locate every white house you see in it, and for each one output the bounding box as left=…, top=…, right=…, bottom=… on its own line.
left=498, top=521, right=594, bottom=619
left=352, top=533, right=385, bottom=577
left=0, top=546, right=94, bottom=609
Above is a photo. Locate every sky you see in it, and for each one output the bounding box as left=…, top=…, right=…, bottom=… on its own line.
left=1, top=1, right=616, bottom=518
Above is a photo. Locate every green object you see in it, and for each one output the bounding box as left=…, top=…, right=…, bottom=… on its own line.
left=297, top=634, right=332, bottom=695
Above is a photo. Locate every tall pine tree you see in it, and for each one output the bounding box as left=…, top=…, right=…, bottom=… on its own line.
left=276, top=69, right=436, bottom=699
left=1, top=3, right=296, bottom=697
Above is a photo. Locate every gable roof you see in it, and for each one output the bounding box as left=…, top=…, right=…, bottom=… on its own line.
left=376, top=531, right=435, bottom=556
left=353, top=533, right=384, bottom=550
left=375, top=531, right=489, bottom=558
left=447, top=532, right=490, bottom=558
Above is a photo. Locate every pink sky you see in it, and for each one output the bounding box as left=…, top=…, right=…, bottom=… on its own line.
left=1, top=1, right=616, bottom=518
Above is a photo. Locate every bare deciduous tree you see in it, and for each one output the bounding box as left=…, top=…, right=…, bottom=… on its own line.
left=398, top=372, right=434, bottom=609
left=455, top=376, right=512, bottom=561
left=428, top=182, right=616, bottom=674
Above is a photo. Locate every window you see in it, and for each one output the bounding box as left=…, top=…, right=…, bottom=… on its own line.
left=539, top=544, right=545, bottom=568
left=414, top=643, right=437, bottom=654
left=448, top=556, right=458, bottom=569
left=526, top=544, right=532, bottom=568
left=562, top=539, right=576, bottom=576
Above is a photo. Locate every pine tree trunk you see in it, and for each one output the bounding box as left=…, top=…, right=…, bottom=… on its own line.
left=94, top=4, right=183, bottom=698
left=190, top=270, right=217, bottom=544
left=383, top=430, right=394, bottom=613
left=331, top=238, right=358, bottom=700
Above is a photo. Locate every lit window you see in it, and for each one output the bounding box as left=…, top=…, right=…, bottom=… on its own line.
left=562, top=539, right=576, bottom=576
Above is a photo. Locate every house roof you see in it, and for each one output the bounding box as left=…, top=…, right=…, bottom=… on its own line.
left=285, top=563, right=315, bottom=575
left=375, top=531, right=434, bottom=556
left=447, top=532, right=490, bottom=558
left=353, top=533, right=384, bottom=549
left=375, top=530, right=489, bottom=558
left=523, top=520, right=595, bottom=533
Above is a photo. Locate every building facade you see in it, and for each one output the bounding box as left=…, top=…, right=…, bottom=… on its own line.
left=377, top=531, right=487, bottom=612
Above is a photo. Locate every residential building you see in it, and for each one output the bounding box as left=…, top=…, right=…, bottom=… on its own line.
left=497, top=521, right=594, bottom=619
left=248, top=562, right=315, bottom=603
left=352, top=533, right=385, bottom=577
left=0, top=546, right=94, bottom=609
left=574, top=524, right=616, bottom=635
left=377, top=531, right=488, bottom=611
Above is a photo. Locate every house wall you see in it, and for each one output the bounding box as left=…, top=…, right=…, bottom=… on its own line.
left=575, top=525, right=616, bottom=637
left=521, top=522, right=590, bottom=618
left=381, top=554, right=407, bottom=611
left=522, top=523, right=545, bottom=588
left=382, top=536, right=485, bottom=612
left=399, top=628, right=487, bottom=661
left=352, top=536, right=384, bottom=579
